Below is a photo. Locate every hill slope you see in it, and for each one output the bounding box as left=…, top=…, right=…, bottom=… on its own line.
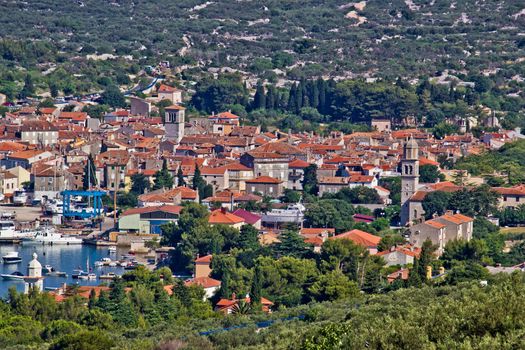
left=1, top=0, right=525, bottom=79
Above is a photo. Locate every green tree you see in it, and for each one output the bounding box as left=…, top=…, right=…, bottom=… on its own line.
left=238, top=224, right=260, bottom=250
left=117, top=191, right=138, bottom=208
left=101, top=84, right=126, bottom=108
left=38, top=98, right=55, bottom=108
left=282, top=189, right=301, bottom=203
left=302, top=164, right=319, bottom=196
left=250, top=264, right=263, bottom=309
left=192, top=165, right=205, bottom=191
left=252, top=81, right=266, bottom=110
left=153, top=159, right=174, bottom=190
left=130, top=173, right=150, bottom=195
left=308, top=270, right=360, bottom=302
left=422, top=191, right=452, bottom=219
left=49, top=330, right=115, bottom=350
left=18, top=74, right=35, bottom=99
left=419, top=164, right=444, bottom=183
left=272, top=230, right=311, bottom=259
left=176, top=166, right=186, bottom=187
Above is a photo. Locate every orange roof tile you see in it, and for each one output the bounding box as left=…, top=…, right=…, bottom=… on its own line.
left=208, top=209, right=245, bottom=225
left=329, top=229, right=381, bottom=247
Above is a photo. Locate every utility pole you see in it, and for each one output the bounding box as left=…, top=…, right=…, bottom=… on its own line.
left=113, top=170, right=117, bottom=228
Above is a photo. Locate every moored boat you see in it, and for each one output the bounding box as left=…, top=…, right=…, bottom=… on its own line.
left=2, top=251, right=22, bottom=264
left=22, top=227, right=83, bottom=245
left=99, top=272, right=117, bottom=280
left=1, top=271, right=24, bottom=281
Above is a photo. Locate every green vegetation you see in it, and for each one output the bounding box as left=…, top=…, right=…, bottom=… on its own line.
left=456, top=140, right=525, bottom=185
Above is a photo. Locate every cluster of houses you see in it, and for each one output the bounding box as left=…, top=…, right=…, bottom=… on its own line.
left=2, top=83, right=517, bottom=304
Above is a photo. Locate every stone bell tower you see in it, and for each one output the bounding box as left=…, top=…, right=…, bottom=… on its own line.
left=400, top=136, right=419, bottom=226
left=164, top=105, right=186, bottom=143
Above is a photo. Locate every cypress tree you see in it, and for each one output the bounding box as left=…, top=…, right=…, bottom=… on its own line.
left=302, top=80, right=310, bottom=108
left=250, top=264, right=263, bottom=309
left=253, top=81, right=266, bottom=110
left=220, top=271, right=231, bottom=298
left=295, top=80, right=304, bottom=113
left=266, top=85, right=276, bottom=110
left=176, top=166, right=185, bottom=187
left=287, top=83, right=297, bottom=112
left=311, top=80, right=319, bottom=108
left=192, top=165, right=205, bottom=192
left=318, top=78, right=326, bottom=114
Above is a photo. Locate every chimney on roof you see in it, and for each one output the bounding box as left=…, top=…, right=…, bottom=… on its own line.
left=221, top=207, right=226, bottom=214
left=231, top=292, right=236, bottom=300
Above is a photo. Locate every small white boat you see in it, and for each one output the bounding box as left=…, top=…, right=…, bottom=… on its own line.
left=1, top=271, right=24, bottom=281
left=108, top=262, right=117, bottom=267
left=87, top=273, right=96, bottom=280
left=23, top=227, right=83, bottom=245
left=2, top=252, right=22, bottom=264
left=42, top=265, right=54, bottom=273
left=119, top=261, right=129, bottom=267
left=108, top=246, right=117, bottom=253
left=94, top=261, right=104, bottom=267
left=99, top=272, right=117, bottom=280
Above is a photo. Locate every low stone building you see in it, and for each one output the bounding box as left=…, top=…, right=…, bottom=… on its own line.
left=246, top=176, right=284, bottom=197
left=408, top=213, right=474, bottom=256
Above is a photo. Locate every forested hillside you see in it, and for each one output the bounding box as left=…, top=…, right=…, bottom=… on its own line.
left=1, top=0, right=525, bottom=80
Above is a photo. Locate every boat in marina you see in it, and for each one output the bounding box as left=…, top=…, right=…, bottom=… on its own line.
left=99, top=272, right=117, bottom=280
left=13, top=189, right=28, bottom=206
left=42, top=264, right=54, bottom=273
left=2, top=252, right=22, bottom=264
left=46, top=271, right=67, bottom=277
left=0, top=220, right=35, bottom=240
left=72, top=270, right=95, bottom=280
left=1, top=271, right=24, bottom=281
left=108, top=246, right=117, bottom=253
left=22, top=227, right=83, bottom=245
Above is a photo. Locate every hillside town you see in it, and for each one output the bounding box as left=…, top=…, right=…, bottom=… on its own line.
left=0, top=80, right=523, bottom=306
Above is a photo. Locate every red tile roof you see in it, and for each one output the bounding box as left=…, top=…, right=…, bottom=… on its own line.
left=329, top=229, right=381, bottom=247
left=195, top=254, right=213, bottom=263
left=185, top=276, right=221, bottom=288
left=245, top=176, right=282, bottom=184
left=208, top=209, right=245, bottom=225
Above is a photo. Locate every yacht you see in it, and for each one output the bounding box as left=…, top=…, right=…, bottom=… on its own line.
left=2, top=251, right=22, bottom=264
left=1, top=271, right=24, bottom=281
left=23, top=227, right=83, bottom=245
left=261, top=203, right=305, bottom=226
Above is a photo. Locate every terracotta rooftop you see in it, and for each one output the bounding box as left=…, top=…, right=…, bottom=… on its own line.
left=329, top=229, right=381, bottom=247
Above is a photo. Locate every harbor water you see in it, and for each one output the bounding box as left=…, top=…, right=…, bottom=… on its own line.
left=0, top=244, right=128, bottom=296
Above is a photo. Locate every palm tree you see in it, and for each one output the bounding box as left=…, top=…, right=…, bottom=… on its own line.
left=231, top=300, right=252, bottom=315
